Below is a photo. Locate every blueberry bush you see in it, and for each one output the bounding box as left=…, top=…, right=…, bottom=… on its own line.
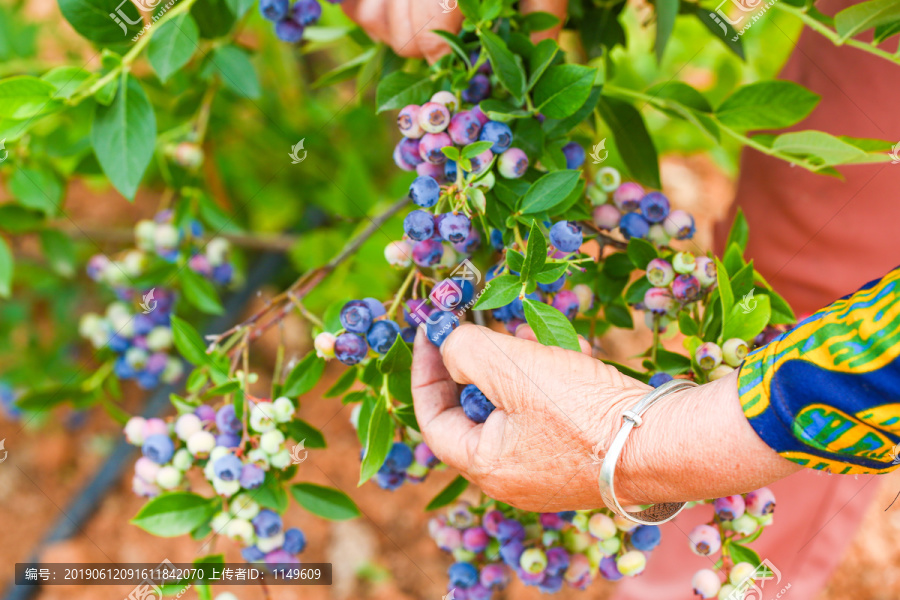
left=1, top=0, right=899, bottom=598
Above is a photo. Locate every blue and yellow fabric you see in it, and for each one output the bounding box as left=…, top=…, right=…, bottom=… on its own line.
left=739, top=267, right=900, bottom=474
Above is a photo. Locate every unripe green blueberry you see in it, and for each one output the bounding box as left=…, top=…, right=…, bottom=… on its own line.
left=573, top=284, right=594, bottom=313
left=210, top=511, right=231, bottom=535
left=134, top=220, right=157, bottom=251
left=616, top=550, right=647, bottom=576
left=250, top=402, right=277, bottom=433
left=732, top=513, right=758, bottom=536
left=206, top=237, right=230, bottom=266
left=452, top=548, right=477, bottom=563
left=672, top=251, right=696, bottom=274
left=161, top=357, right=184, bottom=384
left=520, top=548, right=548, bottom=574
left=187, top=431, right=216, bottom=457
left=696, top=342, right=723, bottom=371
left=646, top=258, right=675, bottom=287
left=146, top=327, right=173, bottom=352
left=542, top=530, right=561, bottom=546
left=571, top=512, right=590, bottom=532
left=708, top=364, right=735, bottom=381
left=173, top=142, right=204, bottom=169
left=599, top=536, right=621, bottom=556
left=585, top=542, right=603, bottom=567
left=172, top=448, right=193, bottom=471
left=247, top=448, right=271, bottom=468
left=722, top=338, right=749, bottom=367
left=647, top=224, right=669, bottom=246
left=124, top=416, right=147, bottom=445
left=596, top=167, right=621, bottom=192
left=256, top=532, right=285, bottom=553
left=588, top=513, right=617, bottom=540
left=104, top=264, right=129, bottom=287
left=562, top=529, right=593, bottom=553
left=226, top=518, right=255, bottom=544
left=230, top=494, right=261, bottom=520
left=717, top=584, right=737, bottom=600
left=587, top=185, right=607, bottom=206
left=260, top=429, right=285, bottom=455
left=314, top=332, right=337, bottom=359
left=107, top=302, right=132, bottom=331
left=154, top=223, right=179, bottom=249
left=212, top=476, right=240, bottom=497
left=269, top=448, right=292, bottom=469
left=614, top=514, right=639, bottom=532
left=175, top=413, right=202, bottom=441
left=406, top=462, right=429, bottom=478
left=692, top=569, right=722, bottom=599
left=156, top=466, right=183, bottom=490
left=272, top=396, right=295, bottom=423
left=524, top=522, right=543, bottom=540
left=756, top=513, right=774, bottom=526
left=125, top=347, right=148, bottom=370
left=729, top=562, right=756, bottom=585
left=473, top=170, right=495, bottom=190
left=122, top=250, right=147, bottom=276
left=430, top=90, right=460, bottom=113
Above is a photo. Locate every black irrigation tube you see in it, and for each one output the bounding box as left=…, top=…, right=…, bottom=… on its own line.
left=2, top=210, right=326, bottom=600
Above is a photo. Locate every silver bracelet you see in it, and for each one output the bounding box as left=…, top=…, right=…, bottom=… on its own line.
left=598, top=378, right=698, bottom=525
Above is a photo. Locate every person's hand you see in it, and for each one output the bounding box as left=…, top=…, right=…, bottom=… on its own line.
left=411, top=323, right=801, bottom=512
left=341, top=0, right=568, bottom=63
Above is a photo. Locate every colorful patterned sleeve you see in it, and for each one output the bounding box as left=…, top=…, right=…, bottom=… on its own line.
left=738, top=266, right=900, bottom=474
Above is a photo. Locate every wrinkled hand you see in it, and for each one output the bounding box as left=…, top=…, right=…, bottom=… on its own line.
left=411, top=323, right=651, bottom=512
left=342, top=0, right=568, bottom=63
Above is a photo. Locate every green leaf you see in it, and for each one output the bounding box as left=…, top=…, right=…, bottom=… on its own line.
left=8, top=166, right=62, bottom=216
left=254, top=473, right=289, bottom=512
left=727, top=542, right=761, bottom=567
left=224, top=0, right=256, bottom=17
left=535, top=262, right=568, bottom=284
left=312, top=47, right=377, bottom=89
left=596, top=96, right=661, bottom=188
left=461, top=140, right=494, bottom=159
left=393, top=403, right=420, bottom=431
left=532, top=65, right=596, bottom=119
left=716, top=82, right=820, bottom=131
left=325, top=366, right=357, bottom=398
left=285, top=419, right=327, bottom=449
left=430, top=30, right=472, bottom=68
left=15, top=385, right=92, bottom=410
left=473, top=274, right=521, bottom=310
left=523, top=299, right=580, bottom=351
left=519, top=170, right=581, bottom=214
left=57, top=0, right=141, bottom=44
left=655, top=0, right=680, bottom=63
left=359, top=398, right=393, bottom=485
left=725, top=208, right=749, bottom=252
left=39, top=230, right=76, bottom=277
left=91, top=74, right=156, bottom=200
left=655, top=348, right=692, bottom=374
left=481, top=0, right=502, bottom=20
left=479, top=31, right=526, bottom=103
left=604, top=252, right=635, bottom=280
left=131, top=492, right=218, bottom=537
left=379, top=335, right=413, bottom=374
left=171, top=316, right=210, bottom=366
left=542, top=86, right=603, bottom=139
left=0, top=76, right=58, bottom=119
left=425, top=475, right=469, bottom=511
left=506, top=250, right=525, bottom=273
left=457, top=0, right=480, bottom=21
left=626, top=238, right=658, bottom=270
left=678, top=312, right=699, bottom=336
left=291, top=483, right=360, bottom=521
left=692, top=5, right=744, bottom=59
left=771, top=130, right=867, bottom=166
left=178, top=269, right=224, bottom=315
left=723, top=243, right=745, bottom=276
left=715, top=258, right=734, bottom=340
left=387, top=371, right=412, bottom=405
left=520, top=221, right=547, bottom=283
left=606, top=302, right=633, bottom=329
left=723, top=294, right=770, bottom=342
left=523, top=11, right=561, bottom=32
left=375, top=71, right=433, bottom=113
left=282, top=352, right=326, bottom=397
left=624, top=276, right=652, bottom=305
left=527, top=39, right=559, bottom=91
left=835, top=0, right=900, bottom=40
left=204, top=45, right=260, bottom=99
left=148, top=15, right=199, bottom=83
left=200, top=380, right=240, bottom=398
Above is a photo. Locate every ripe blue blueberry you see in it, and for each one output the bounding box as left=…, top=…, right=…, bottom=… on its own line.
left=412, top=238, right=444, bottom=268
left=362, top=297, right=386, bottom=319
left=274, top=19, right=304, bottom=43
left=259, top=0, right=289, bottom=20
left=214, top=454, right=244, bottom=482
left=648, top=372, right=674, bottom=387
left=460, top=384, right=495, bottom=423
left=640, top=192, right=670, bottom=223
left=479, top=121, right=513, bottom=153
left=490, top=229, right=504, bottom=251
left=499, top=538, right=525, bottom=567
left=538, top=575, right=564, bottom=593
left=448, top=562, right=479, bottom=589
left=409, top=176, right=440, bottom=208
left=334, top=333, right=368, bottom=365
left=549, top=221, right=583, bottom=253
left=448, top=111, right=482, bottom=146
left=461, top=74, right=491, bottom=104
left=562, top=142, right=585, bottom=169
left=598, top=555, right=623, bottom=581
left=375, top=470, right=405, bottom=490
left=283, top=527, right=307, bottom=554
left=444, top=160, right=458, bottom=182
left=340, top=300, right=373, bottom=333
left=619, top=212, right=650, bottom=240
left=142, top=434, right=175, bottom=464
left=426, top=311, right=459, bottom=347
left=216, top=432, right=241, bottom=448
left=630, top=525, right=661, bottom=551
left=384, top=442, right=414, bottom=472
left=497, top=519, right=526, bottom=542
left=438, top=213, right=471, bottom=244
left=452, top=228, right=481, bottom=255
left=366, top=320, right=401, bottom=354
left=241, top=546, right=265, bottom=561
left=239, top=463, right=265, bottom=489
left=252, top=509, right=283, bottom=538
left=403, top=210, right=434, bottom=241
left=545, top=547, right=570, bottom=575
left=291, top=0, right=321, bottom=25
left=216, top=404, right=242, bottom=434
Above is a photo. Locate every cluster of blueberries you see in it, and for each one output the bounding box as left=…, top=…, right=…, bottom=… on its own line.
left=361, top=440, right=442, bottom=491
left=125, top=398, right=305, bottom=564
left=79, top=212, right=234, bottom=389
left=429, top=502, right=664, bottom=599
left=259, top=0, right=341, bottom=43
left=314, top=298, right=408, bottom=366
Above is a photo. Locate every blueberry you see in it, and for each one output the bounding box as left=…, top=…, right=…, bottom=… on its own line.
left=663, top=209, right=695, bottom=240
left=241, top=546, right=265, bottom=561
left=619, top=212, right=650, bottom=240
left=444, top=160, right=458, bottom=182
left=142, top=434, right=175, bottom=464
left=334, top=333, right=368, bottom=365
left=448, top=111, right=482, bottom=145
left=479, top=121, right=513, bottom=153
left=108, top=335, right=130, bottom=353
left=362, top=297, right=386, bottom=318
left=291, top=0, right=321, bottom=25
left=384, top=442, right=414, bottom=472
left=212, top=263, right=234, bottom=285
left=648, top=372, right=673, bottom=387
left=498, top=148, right=528, bottom=179
left=416, top=161, right=445, bottom=183
left=239, top=463, right=264, bottom=489
left=452, top=228, right=481, bottom=255
left=340, top=300, right=373, bottom=333
left=448, top=562, right=479, bottom=589
left=538, top=276, right=565, bottom=293
left=713, top=495, right=746, bottom=521
left=630, top=524, right=661, bottom=551
left=468, top=149, right=493, bottom=174
left=274, top=18, right=304, bottom=43
left=283, top=527, right=307, bottom=554
left=409, top=175, right=440, bottom=208
left=552, top=290, right=579, bottom=320
left=562, top=142, right=585, bottom=169
left=426, top=311, right=459, bottom=347
left=460, top=384, right=495, bottom=423
left=136, top=371, right=160, bottom=390
left=549, top=221, right=583, bottom=253
left=545, top=547, right=570, bottom=575
left=598, top=555, right=623, bottom=581
left=412, top=239, right=444, bottom=268
left=438, top=213, right=471, bottom=244
left=672, top=274, right=701, bottom=302
left=510, top=291, right=541, bottom=320
left=397, top=104, right=423, bottom=139
left=490, top=229, right=504, bottom=251
left=366, top=320, right=401, bottom=354
left=216, top=432, right=241, bottom=448
left=613, top=182, right=644, bottom=213
left=252, top=509, right=283, bottom=538
left=259, top=0, right=289, bottom=20
left=400, top=326, right=416, bottom=343
left=431, top=278, right=471, bottom=311
left=688, top=524, right=721, bottom=556
left=214, top=454, right=244, bottom=482
left=414, top=443, right=439, bottom=468
left=403, top=210, right=435, bottom=241
left=538, top=574, right=564, bottom=593
left=640, top=191, right=670, bottom=223
left=404, top=299, right=430, bottom=327
left=745, top=487, right=776, bottom=516
left=462, top=74, right=491, bottom=104
left=499, top=538, right=524, bottom=567
left=393, top=141, right=416, bottom=171
left=398, top=138, right=424, bottom=167
left=417, top=101, right=451, bottom=133
left=216, top=404, right=242, bottom=434
left=418, top=132, right=452, bottom=164
left=469, top=49, right=492, bottom=75
left=375, top=470, right=405, bottom=490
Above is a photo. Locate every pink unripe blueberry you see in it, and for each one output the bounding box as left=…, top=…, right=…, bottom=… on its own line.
left=470, top=104, right=489, bottom=125
left=596, top=166, right=621, bottom=192
left=722, top=338, right=749, bottom=367
left=469, top=149, right=494, bottom=174
left=713, top=495, right=746, bottom=521
left=588, top=513, right=617, bottom=540
left=592, top=203, right=621, bottom=230
left=314, top=332, right=337, bottom=359
left=694, top=256, right=716, bottom=286
left=393, top=142, right=416, bottom=171
left=729, top=562, right=756, bottom=585
left=462, top=527, right=489, bottom=552
left=672, top=251, right=696, bottom=274
left=414, top=443, right=439, bottom=468
left=552, top=290, right=580, bottom=320
left=430, top=90, right=459, bottom=113
left=647, top=224, right=670, bottom=246
left=418, top=102, right=451, bottom=133
left=572, top=284, right=594, bottom=313
left=745, top=487, right=776, bottom=517
left=519, top=548, right=547, bottom=574
left=616, top=550, right=646, bottom=576
left=143, top=418, right=168, bottom=438
left=672, top=274, right=701, bottom=301
left=434, top=525, right=463, bottom=551
left=644, top=287, right=674, bottom=314
left=696, top=342, right=723, bottom=371
left=663, top=209, right=695, bottom=239
left=708, top=364, right=734, bottom=381
left=480, top=564, right=509, bottom=589
left=419, top=132, right=452, bottom=164
left=692, top=569, right=722, bottom=599
left=498, top=148, right=528, bottom=179
left=688, top=524, right=721, bottom=555
left=483, top=510, right=504, bottom=537
left=384, top=240, right=413, bottom=268
left=416, top=161, right=446, bottom=182
left=612, top=182, right=644, bottom=212
left=448, top=111, right=482, bottom=145
left=397, top=104, right=423, bottom=138
left=646, top=258, right=675, bottom=286
left=175, top=413, right=202, bottom=441
left=135, top=456, right=161, bottom=482
left=132, top=475, right=160, bottom=497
